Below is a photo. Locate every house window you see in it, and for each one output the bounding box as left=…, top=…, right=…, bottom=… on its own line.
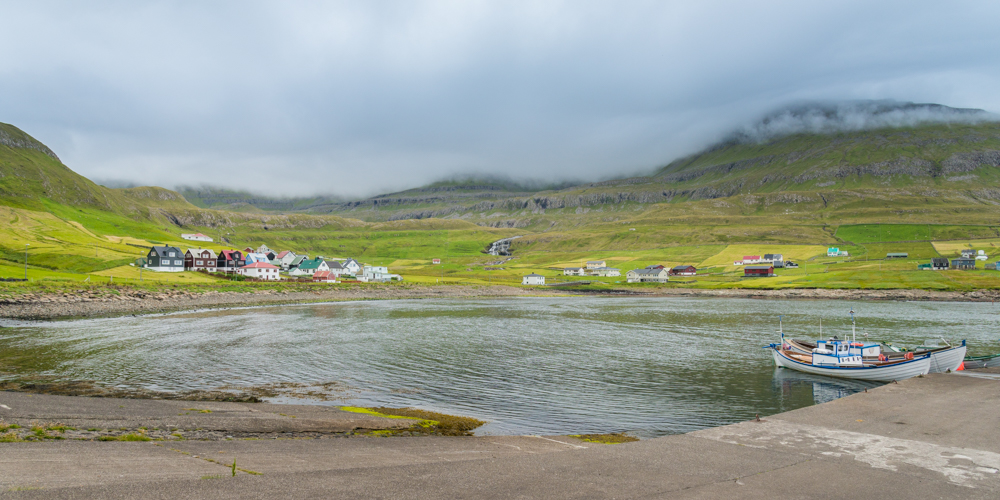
left=169, top=252, right=175, bottom=257
left=174, top=260, right=182, bottom=265
left=196, top=260, right=203, bottom=265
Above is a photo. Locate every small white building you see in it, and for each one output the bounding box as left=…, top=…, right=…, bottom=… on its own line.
left=591, top=267, right=620, bottom=277
left=256, top=244, right=273, bottom=255
left=563, top=267, right=586, bottom=276
left=626, top=268, right=669, bottom=283
left=585, top=260, right=606, bottom=269
left=238, top=262, right=281, bottom=280
left=342, top=258, right=362, bottom=275
left=977, top=250, right=989, bottom=261
left=181, top=233, right=213, bottom=242
left=274, top=251, right=298, bottom=269
left=522, top=273, right=545, bottom=285
left=360, top=265, right=395, bottom=282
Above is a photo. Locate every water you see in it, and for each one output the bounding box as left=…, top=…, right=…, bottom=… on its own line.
left=1, top=297, right=997, bottom=437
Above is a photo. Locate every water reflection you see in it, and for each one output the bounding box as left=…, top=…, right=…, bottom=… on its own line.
left=0, top=297, right=997, bottom=437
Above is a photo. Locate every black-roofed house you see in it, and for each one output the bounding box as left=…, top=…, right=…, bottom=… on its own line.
left=668, top=265, right=697, bottom=276
left=931, top=258, right=949, bottom=270
left=145, top=246, right=184, bottom=272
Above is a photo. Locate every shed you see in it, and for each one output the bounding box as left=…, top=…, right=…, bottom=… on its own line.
left=744, top=265, right=774, bottom=277
left=312, top=271, right=337, bottom=282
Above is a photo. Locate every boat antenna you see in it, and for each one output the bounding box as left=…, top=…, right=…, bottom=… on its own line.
left=850, top=308, right=856, bottom=342
left=778, top=315, right=784, bottom=344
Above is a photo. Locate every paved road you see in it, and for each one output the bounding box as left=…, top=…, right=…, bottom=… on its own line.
left=2, top=372, right=999, bottom=498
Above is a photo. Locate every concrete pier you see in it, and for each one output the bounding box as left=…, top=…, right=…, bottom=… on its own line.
left=2, top=370, right=999, bottom=498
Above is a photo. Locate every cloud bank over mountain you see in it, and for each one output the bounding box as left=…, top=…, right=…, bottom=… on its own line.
left=2, top=2, right=1000, bottom=196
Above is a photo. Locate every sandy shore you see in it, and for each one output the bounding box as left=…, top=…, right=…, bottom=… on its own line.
left=1, top=284, right=999, bottom=321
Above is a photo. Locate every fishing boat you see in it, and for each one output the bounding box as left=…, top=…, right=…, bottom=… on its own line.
left=963, top=353, right=1000, bottom=369
left=766, top=314, right=931, bottom=382
left=782, top=317, right=965, bottom=374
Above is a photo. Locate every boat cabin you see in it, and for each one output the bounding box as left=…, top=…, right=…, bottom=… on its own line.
left=811, top=339, right=879, bottom=367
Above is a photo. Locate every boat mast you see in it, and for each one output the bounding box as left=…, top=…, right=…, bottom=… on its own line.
left=778, top=315, right=784, bottom=344
left=850, top=308, right=856, bottom=342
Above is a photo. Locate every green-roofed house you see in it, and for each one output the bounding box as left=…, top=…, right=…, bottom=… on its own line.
left=289, top=257, right=329, bottom=277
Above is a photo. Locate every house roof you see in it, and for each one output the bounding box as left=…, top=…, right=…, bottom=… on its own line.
left=327, top=261, right=345, bottom=270
left=182, top=233, right=210, bottom=237
left=275, top=250, right=291, bottom=259
left=523, top=273, right=544, bottom=277
left=564, top=267, right=584, bottom=270
left=672, top=265, right=695, bottom=270
left=586, top=260, right=605, bottom=264
left=313, top=271, right=332, bottom=278
left=932, top=258, right=949, bottom=264
left=185, top=248, right=217, bottom=259
left=240, top=262, right=278, bottom=269
left=593, top=267, right=619, bottom=271
left=220, top=250, right=241, bottom=260
left=745, top=265, right=774, bottom=270
left=630, top=268, right=665, bottom=275
left=149, top=246, right=182, bottom=257
left=743, top=255, right=760, bottom=260
left=343, top=258, right=360, bottom=267
left=297, top=258, right=324, bottom=270
left=645, top=264, right=664, bottom=269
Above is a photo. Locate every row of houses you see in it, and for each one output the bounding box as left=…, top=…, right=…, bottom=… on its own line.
left=143, top=244, right=398, bottom=282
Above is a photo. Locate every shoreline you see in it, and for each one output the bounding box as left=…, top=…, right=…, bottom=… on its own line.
left=1, top=284, right=999, bottom=321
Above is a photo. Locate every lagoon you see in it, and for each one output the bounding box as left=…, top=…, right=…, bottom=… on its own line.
left=1, top=297, right=998, bottom=437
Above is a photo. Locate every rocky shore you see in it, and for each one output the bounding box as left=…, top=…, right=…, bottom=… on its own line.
left=0, top=284, right=558, bottom=321
left=1, top=283, right=998, bottom=321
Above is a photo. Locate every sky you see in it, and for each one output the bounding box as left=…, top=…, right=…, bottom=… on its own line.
left=2, top=1, right=1000, bottom=198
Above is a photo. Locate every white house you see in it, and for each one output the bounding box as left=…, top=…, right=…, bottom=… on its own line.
left=243, top=252, right=271, bottom=265
left=237, top=261, right=281, bottom=280
left=591, top=267, right=620, bottom=277
left=977, top=250, right=989, bottom=261
left=256, top=244, right=273, bottom=255
left=522, top=273, right=545, bottom=285
left=360, top=265, right=394, bottom=282
left=585, top=260, right=606, bottom=269
left=563, top=267, right=586, bottom=276
left=274, top=251, right=298, bottom=269
left=626, top=268, right=669, bottom=283
left=181, top=233, right=213, bottom=242
left=288, top=258, right=329, bottom=276
left=342, top=258, right=362, bottom=275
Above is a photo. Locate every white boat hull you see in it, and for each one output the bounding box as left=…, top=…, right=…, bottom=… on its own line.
left=927, top=345, right=967, bottom=373
left=771, top=348, right=931, bottom=382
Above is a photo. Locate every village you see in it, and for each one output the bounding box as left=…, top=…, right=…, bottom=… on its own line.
left=138, top=233, right=402, bottom=283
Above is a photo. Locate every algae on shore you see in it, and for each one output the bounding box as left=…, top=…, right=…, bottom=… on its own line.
left=340, top=406, right=486, bottom=436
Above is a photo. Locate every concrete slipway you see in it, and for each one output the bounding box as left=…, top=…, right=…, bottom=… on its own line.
left=2, top=370, right=1000, bottom=499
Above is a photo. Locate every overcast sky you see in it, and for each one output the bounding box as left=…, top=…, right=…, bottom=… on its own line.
left=2, top=1, right=1000, bottom=197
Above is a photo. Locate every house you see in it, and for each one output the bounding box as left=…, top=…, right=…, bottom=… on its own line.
left=217, top=250, right=244, bottom=273
left=931, top=258, right=949, bottom=270
left=585, top=260, right=606, bottom=269
left=341, top=258, right=362, bottom=275
left=952, top=258, right=976, bottom=270
left=591, top=267, right=620, bottom=277
left=274, top=251, right=298, bottom=269
left=886, top=253, right=909, bottom=259
left=181, top=233, right=213, bottom=242
left=645, top=264, right=665, bottom=270
left=256, top=244, right=273, bottom=256
left=563, top=267, right=586, bottom=276
left=918, top=263, right=933, bottom=270
left=626, top=268, right=669, bottom=283
left=522, top=273, right=545, bottom=285
left=977, top=250, right=989, bottom=261
left=184, top=248, right=217, bottom=272
left=145, top=246, right=185, bottom=272
left=986, top=263, right=997, bottom=271
left=668, top=265, right=697, bottom=276
left=784, top=261, right=799, bottom=269
left=961, top=249, right=976, bottom=259
left=763, top=254, right=783, bottom=263
left=237, top=261, right=281, bottom=280
left=432, top=258, right=441, bottom=264
left=359, top=265, right=396, bottom=282
left=243, top=247, right=255, bottom=254
left=326, top=260, right=349, bottom=277
left=312, top=271, right=337, bottom=283
left=744, top=265, right=774, bottom=277
left=827, top=247, right=849, bottom=257
left=288, top=255, right=307, bottom=271
left=289, top=258, right=329, bottom=276
left=243, top=252, right=271, bottom=265
left=742, top=256, right=762, bottom=265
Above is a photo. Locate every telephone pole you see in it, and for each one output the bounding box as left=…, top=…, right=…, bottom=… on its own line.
left=24, top=244, right=29, bottom=280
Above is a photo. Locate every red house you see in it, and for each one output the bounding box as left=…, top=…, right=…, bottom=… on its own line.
left=668, top=265, right=697, bottom=276
left=432, top=259, right=441, bottom=264
left=217, top=250, right=244, bottom=273
left=312, top=271, right=337, bottom=282
left=645, top=264, right=665, bottom=270
left=744, top=265, right=774, bottom=277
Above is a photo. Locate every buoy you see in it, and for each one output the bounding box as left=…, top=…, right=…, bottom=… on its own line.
left=957, top=362, right=965, bottom=371
left=905, top=352, right=913, bottom=360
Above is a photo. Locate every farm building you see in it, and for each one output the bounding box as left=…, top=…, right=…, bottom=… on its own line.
left=591, top=267, right=620, bottom=277
left=145, top=246, right=184, bottom=272
left=952, top=258, right=976, bottom=270
left=238, top=261, right=281, bottom=280
left=563, top=267, right=586, bottom=276
left=585, top=260, right=606, bottom=269
left=961, top=249, right=976, bottom=259
left=522, top=274, right=545, bottom=285
left=645, top=264, right=665, bottom=270
left=184, top=249, right=217, bottom=272
left=626, top=268, right=669, bottom=283
left=742, top=255, right=762, bottom=264
left=181, top=233, right=213, bottom=242
left=432, top=258, right=441, bottom=264
left=668, top=265, right=697, bottom=276
left=931, top=258, right=949, bottom=270
left=886, top=253, right=909, bottom=259
left=744, top=265, right=774, bottom=277
left=217, top=250, right=244, bottom=273
left=312, top=271, right=337, bottom=283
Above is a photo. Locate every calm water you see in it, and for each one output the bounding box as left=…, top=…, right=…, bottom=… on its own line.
left=1, top=297, right=998, bottom=437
